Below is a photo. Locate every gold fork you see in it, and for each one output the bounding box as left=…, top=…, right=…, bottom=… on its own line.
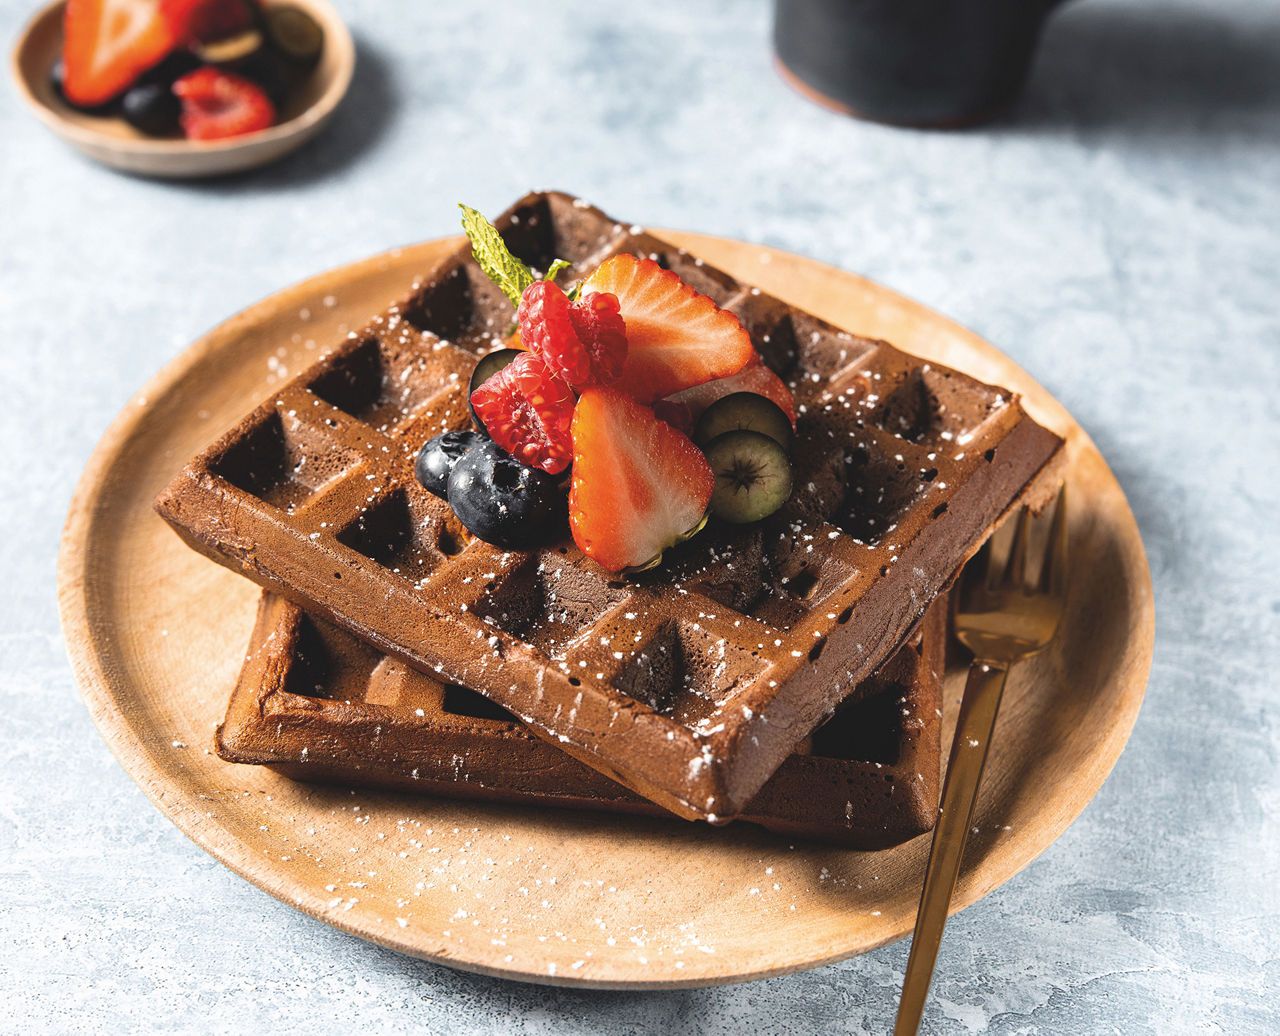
left=894, top=487, right=1069, bottom=1036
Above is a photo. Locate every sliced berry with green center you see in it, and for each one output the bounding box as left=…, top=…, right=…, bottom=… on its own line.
left=693, top=391, right=794, bottom=450
left=702, top=430, right=793, bottom=524
left=264, top=4, right=325, bottom=69
left=665, top=353, right=797, bottom=428
left=415, top=429, right=484, bottom=500
left=580, top=255, right=753, bottom=402
left=569, top=387, right=714, bottom=573
left=447, top=439, right=566, bottom=551
left=516, top=280, right=627, bottom=391
left=467, top=348, right=523, bottom=430
left=194, top=28, right=265, bottom=66
left=470, top=352, right=575, bottom=474
left=173, top=66, right=275, bottom=140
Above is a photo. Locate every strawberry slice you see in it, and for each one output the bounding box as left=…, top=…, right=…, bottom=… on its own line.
left=160, top=0, right=254, bottom=45
left=651, top=398, right=694, bottom=436
left=173, top=66, right=275, bottom=140
left=569, top=387, right=714, bottom=572
left=581, top=255, right=753, bottom=403
left=471, top=352, right=575, bottom=474
left=62, top=0, right=177, bottom=107
left=665, top=354, right=797, bottom=428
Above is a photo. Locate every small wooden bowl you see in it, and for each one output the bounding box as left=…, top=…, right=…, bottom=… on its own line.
left=10, top=0, right=355, bottom=178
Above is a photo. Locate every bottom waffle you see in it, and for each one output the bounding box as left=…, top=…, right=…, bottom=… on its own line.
left=217, top=593, right=946, bottom=849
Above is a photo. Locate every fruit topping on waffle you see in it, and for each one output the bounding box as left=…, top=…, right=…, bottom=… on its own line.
left=440, top=207, right=799, bottom=569
left=154, top=191, right=1064, bottom=821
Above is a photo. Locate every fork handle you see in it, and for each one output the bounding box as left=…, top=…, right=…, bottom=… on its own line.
left=894, top=661, right=1009, bottom=1036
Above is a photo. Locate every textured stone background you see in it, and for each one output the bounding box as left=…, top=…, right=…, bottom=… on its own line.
left=2, top=0, right=1277, bottom=1031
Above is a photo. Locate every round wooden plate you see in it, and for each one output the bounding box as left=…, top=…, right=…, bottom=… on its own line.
left=58, top=232, right=1153, bottom=988
left=11, top=0, right=354, bottom=178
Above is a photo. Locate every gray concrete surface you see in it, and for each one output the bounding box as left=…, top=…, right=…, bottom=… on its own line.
left=2, top=0, right=1277, bottom=1031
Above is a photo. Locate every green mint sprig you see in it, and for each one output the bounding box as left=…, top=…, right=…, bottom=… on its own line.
left=458, top=204, right=576, bottom=306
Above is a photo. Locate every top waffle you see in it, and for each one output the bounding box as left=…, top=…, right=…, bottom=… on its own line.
left=156, top=190, right=1063, bottom=821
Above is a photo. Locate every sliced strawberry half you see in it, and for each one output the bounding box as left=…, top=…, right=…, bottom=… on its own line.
left=173, top=66, right=275, bottom=140
left=62, top=0, right=178, bottom=107
left=569, top=387, right=714, bottom=572
left=581, top=255, right=753, bottom=403
left=665, top=354, right=797, bottom=428
left=160, top=0, right=255, bottom=45
left=471, top=351, right=575, bottom=474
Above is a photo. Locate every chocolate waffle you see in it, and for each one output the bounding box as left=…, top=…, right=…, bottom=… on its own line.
left=155, top=190, right=1063, bottom=821
left=217, top=592, right=945, bottom=849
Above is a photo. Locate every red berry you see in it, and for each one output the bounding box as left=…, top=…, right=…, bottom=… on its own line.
left=160, top=0, right=254, bottom=45
left=569, top=387, right=714, bottom=572
left=173, top=66, right=275, bottom=141
left=62, top=0, right=177, bottom=107
left=665, top=353, right=797, bottom=428
left=470, top=352, right=575, bottom=475
left=567, top=290, right=628, bottom=383
left=581, top=255, right=754, bottom=403
left=516, top=281, right=627, bottom=391
left=651, top=398, right=695, bottom=436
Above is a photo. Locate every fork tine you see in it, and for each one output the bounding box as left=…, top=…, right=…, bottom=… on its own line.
left=1003, top=506, right=1033, bottom=590
left=1038, top=485, right=1069, bottom=596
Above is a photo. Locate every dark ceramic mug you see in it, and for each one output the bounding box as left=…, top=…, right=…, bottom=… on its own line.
left=774, top=0, right=1071, bottom=126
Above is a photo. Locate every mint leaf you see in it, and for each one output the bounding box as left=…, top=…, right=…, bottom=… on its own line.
left=544, top=258, right=571, bottom=285
left=459, top=204, right=534, bottom=307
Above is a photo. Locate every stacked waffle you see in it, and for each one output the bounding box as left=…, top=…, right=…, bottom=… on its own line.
left=156, top=192, right=1063, bottom=847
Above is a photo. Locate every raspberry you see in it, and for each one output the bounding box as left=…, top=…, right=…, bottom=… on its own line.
left=173, top=66, right=275, bottom=141
left=516, top=281, right=627, bottom=391
left=568, top=290, right=627, bottom=384
left=470, top=352, right=575, bottom=475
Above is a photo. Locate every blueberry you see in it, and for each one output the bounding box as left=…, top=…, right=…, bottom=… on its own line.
left=702, top=430, right=793, bottom=524
left=229, top=50, right=290, bottom=112
left=694, top=391, right=793, bottom=451
left=265, top=6, right=325, bottom=70
left=121, top=82, right=181, bottom=137
left=447, top=439, right=566, bottom=551
left=467, top=348, right=523, bottom=432
left=139, top=50, right=201, bottom=89
left=415, top=430, right=483, bottom=499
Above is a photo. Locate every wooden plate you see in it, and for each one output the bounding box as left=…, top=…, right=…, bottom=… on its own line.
left=58, top=232, right=1153, bottom=988
left=11, top=0, right=354, bottom=178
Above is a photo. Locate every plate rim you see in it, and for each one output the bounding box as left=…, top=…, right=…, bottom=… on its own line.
left=56, top=230, right=1154, bottom=989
